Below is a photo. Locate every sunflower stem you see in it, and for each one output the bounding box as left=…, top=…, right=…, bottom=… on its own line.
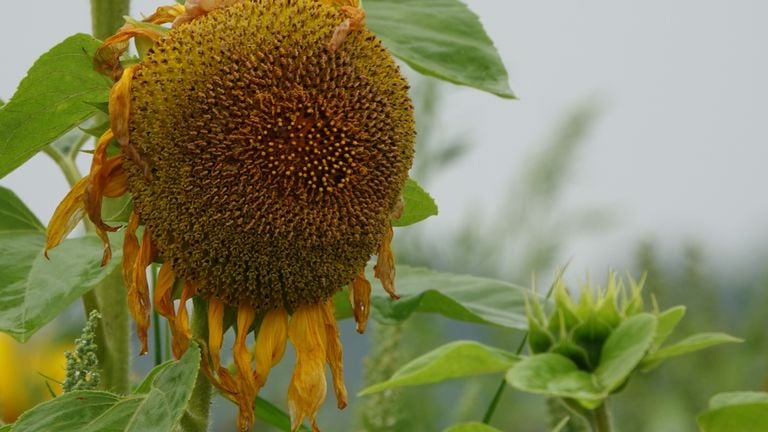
left=151, top=264, right=163, bottom=366
left=43, top=146, right=82, bottom=188
left=90, top=0, right=130, bottom=41
left=180, top=298, right=213, bottom=432
left=587, top=402, right=613, bottom=432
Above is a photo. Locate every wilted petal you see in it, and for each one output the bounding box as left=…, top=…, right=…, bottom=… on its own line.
left=322, top=299, right=347, bottom=409
left=288, top=304, right=328, bottom=432
left=349, top=268, right=372, bottom=334
left=374, top=224, right=399, bottom=299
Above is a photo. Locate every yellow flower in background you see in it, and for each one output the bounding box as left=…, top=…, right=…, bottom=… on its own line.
left=0, top=334, right=68, bottom=423
left=45, top=0, right=414, bottom=430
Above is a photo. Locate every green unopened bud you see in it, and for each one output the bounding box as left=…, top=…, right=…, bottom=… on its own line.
left=526, top=272, right=651, bottom=372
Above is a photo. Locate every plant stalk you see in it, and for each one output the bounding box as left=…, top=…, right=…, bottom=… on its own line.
left=43, top=147, right=82, bottom=187
left=179, top=298, right=213, bottom=432
left=90, top=0, right=130, bottom=40
left=588, top=403, right=612, bottom=432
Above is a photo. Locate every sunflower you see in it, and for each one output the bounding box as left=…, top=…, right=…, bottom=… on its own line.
left=44, top=0, right=415, bottom=430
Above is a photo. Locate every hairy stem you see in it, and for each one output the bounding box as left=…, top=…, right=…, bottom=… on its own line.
left=588, top=403, right=612, bottom=432
left=179, top=298, right=213, bottom=432
left=90, top=0, right=130, bottom=40
left=43, top=147, right=81, bottom=187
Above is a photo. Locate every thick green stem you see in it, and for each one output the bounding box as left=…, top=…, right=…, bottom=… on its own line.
left=43, top=147, right=82, bottom=187
left=90, top=0, right=130, bottom=40
left=588, top=402, right=612, bottom=432
left=179, top=298, right=213, bottom=432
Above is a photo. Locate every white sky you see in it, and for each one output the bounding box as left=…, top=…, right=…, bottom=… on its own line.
left=1, top=1, right=767, bottom=276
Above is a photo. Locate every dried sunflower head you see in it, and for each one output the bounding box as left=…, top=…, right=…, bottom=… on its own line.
left=45, top=0, right=415, bottom=430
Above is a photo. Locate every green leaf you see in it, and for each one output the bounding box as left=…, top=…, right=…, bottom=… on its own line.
left=13, top=346, right=202, bottom=431
left=0, top=33, right=111, bottom=179
left=255, top=397, right=310, bottom=432
left=709, top=392, right=768, bottom=409
left=359, top=340, right=518, bottom=395
left=124, top=343, right=201, bottom=431
left=365, top=0, right=514, bottom=98
left=641, top=332, right=742, bottom=370
left=551, top=416, right=571, bottom=432
left=368, top=266, right=531, bottom=329
left=651, top=306, right=685, bottom=351
left=594, top=313, right=656, bottom=393
left=0, top=425, right=11, bottom=432
left=0, top=187, right=44, bottom=232
left=12, top=391, right=125, bottom=431
left=133, top=361, right=173, bottom=395
left=392, top=178, right=438, bottom=227
left=505, top=353, right=604, bottom=408
left=698, top=392, right=768, bottom=432
left=443, top=422, right=505, bottom=432
left=0, top=186, right=122, bottom=342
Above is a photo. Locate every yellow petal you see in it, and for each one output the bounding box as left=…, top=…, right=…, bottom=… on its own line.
left=95, top=28, right=161, bottom=80
left=128, top=226, right=157, bottom=355
left=45, top=176, right=89, bottom=257
left=328, top=5, right=366, bottom=51
left=206, top=297, right=225, bottom=371
left=143, top=4, right=185, bottom=24
left=322, top=299, right=347, bottom=409
left=234, top=303, right=257, bottom=432
left=349, top=268, right=371, bottom=334
left=171, top=281, right=194, bottom=359
left=373, top=223, right=399, bottom=299
left=153, top=261, right=176, bottom=319
left=102, top=157, right=129, bottom=198
left=122, top=210, right=140, bottom=293
left=173, top=0, right=239, bottom=26
left=254, top=307, right=289, bottom=389
left=288, top=304, right=328, bottom=432
left=110, top=66, right=146, bottom=176
left=84, top=130, right=120, bottom=233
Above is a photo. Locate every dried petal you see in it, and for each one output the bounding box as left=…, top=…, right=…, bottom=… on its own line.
left=288, top=305, right=328, bottom=432
left=349, top=269, right=372, bottom=333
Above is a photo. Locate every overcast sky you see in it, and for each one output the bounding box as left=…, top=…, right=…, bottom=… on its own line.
left=1, top=1, right=766, bottom=277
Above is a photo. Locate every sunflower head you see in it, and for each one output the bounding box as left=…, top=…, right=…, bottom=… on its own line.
left=45, top=0, right=415, bottom=430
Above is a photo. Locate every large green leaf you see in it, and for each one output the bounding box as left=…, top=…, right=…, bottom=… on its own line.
left=123, top=343, right=201, bottom=431
left=698, top=392, right=768, bottom=432
left=12, top=391, right=128, bottom=432
left=359, top=340, right=518, bottom=395
left=12, top=346, right=201, bottom=432
left=365, top=0, right=514, bottom=98
left=443, top=422, right=505, bottom=432
left=392, top=178, right=438, bottom=227
left=367, top=266, right=530, bottom=329
left=505, top=353, right=604, bottom=408
left=594, top=313, right=656, bottom=392
left=0, top=186, right=122, bottom=342
left=0, top=188, right=44, bottom=232
left=0, top=33, right=111, bottom=179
